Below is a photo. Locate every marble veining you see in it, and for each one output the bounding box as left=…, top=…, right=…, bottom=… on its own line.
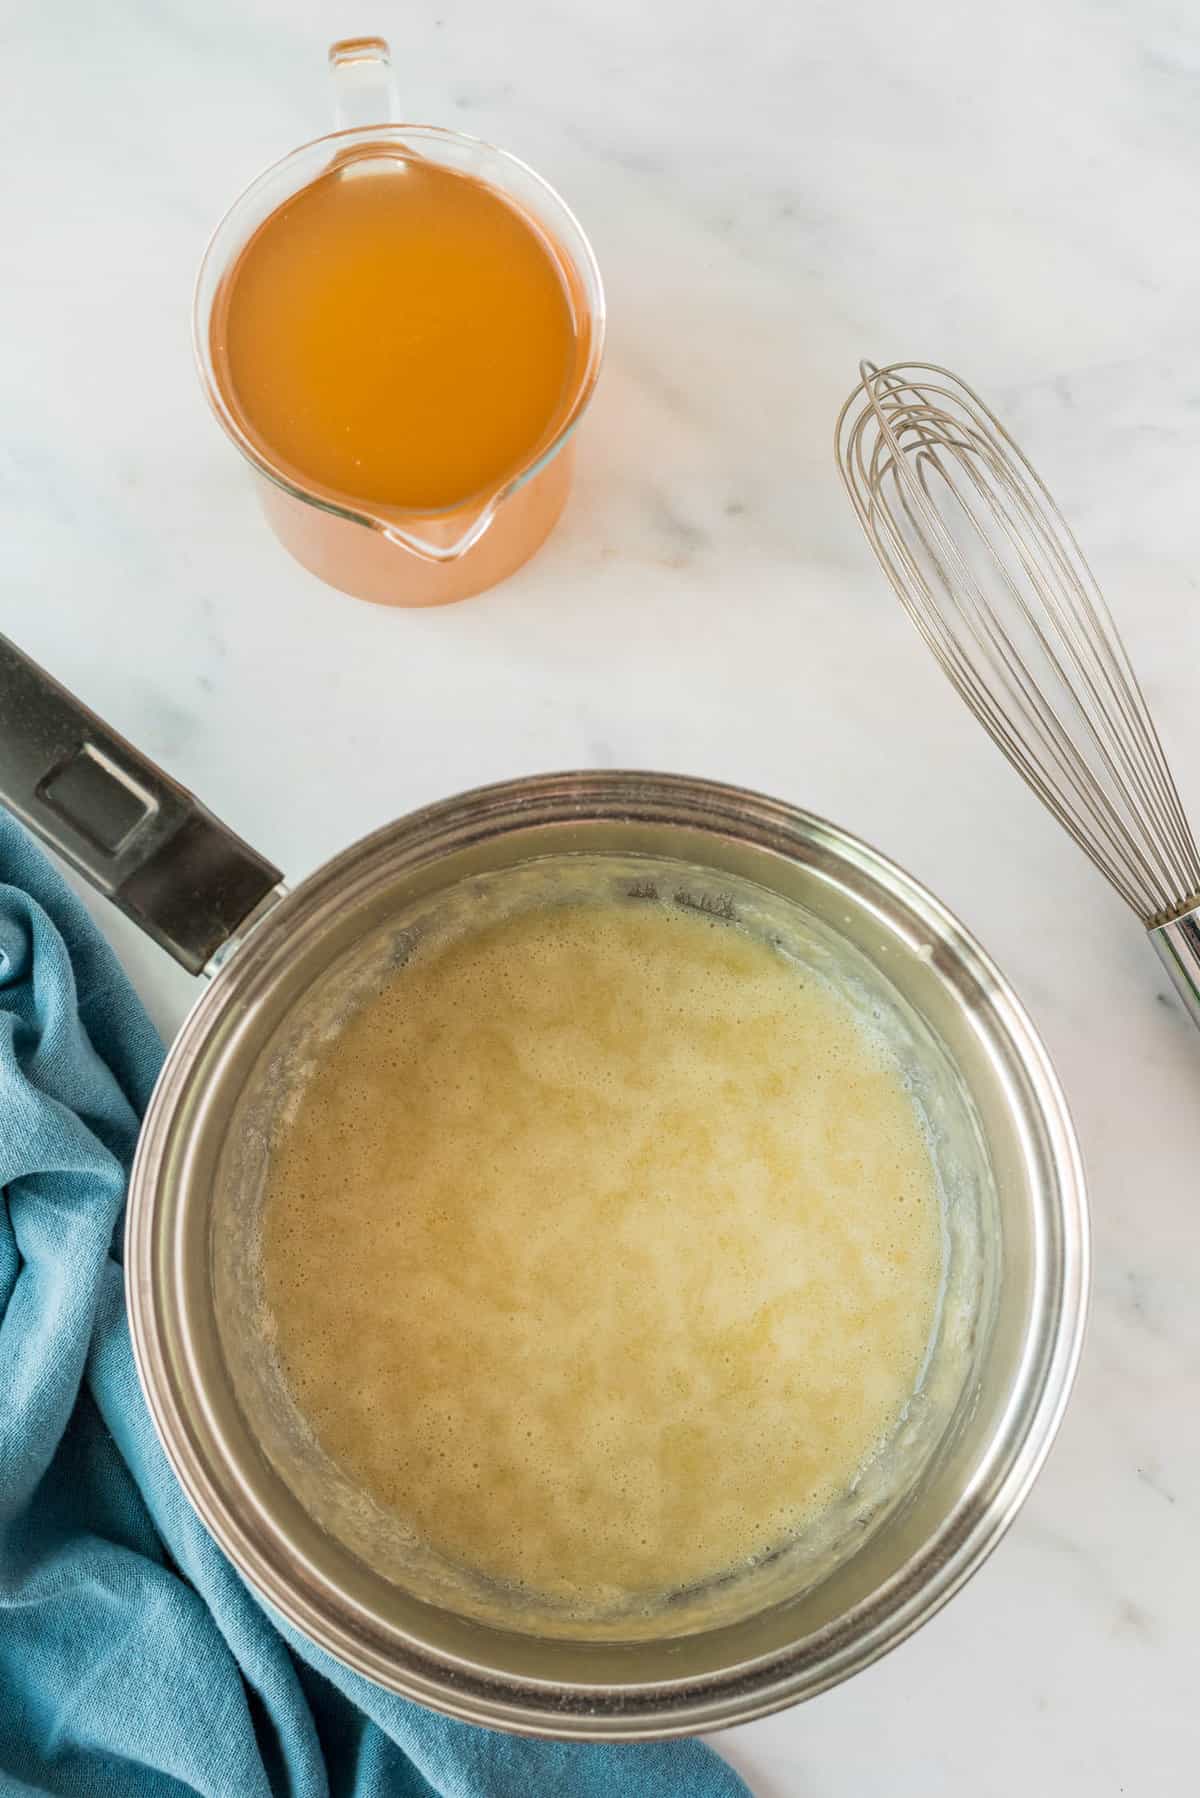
left=4, top=1, right=1199, bottom=1791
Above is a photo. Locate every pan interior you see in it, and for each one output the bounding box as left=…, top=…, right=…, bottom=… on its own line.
left=211, top=851, right=993, bottom=1643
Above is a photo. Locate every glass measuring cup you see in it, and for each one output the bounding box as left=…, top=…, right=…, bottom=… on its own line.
left=194, top=39, right=605, bottom=607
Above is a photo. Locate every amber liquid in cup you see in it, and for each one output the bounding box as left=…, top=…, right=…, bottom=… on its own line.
left=215, top=157, right=577, bottom=517
left=198, top=41, right=604, bottom=608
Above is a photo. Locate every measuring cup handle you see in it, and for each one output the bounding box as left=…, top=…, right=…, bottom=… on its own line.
left=329, top=37, right=401, bottom=130
left=0, top=635, right=284, bottom=976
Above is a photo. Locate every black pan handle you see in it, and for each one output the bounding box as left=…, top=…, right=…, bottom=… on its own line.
left=0, top=634, right=284, bottom=975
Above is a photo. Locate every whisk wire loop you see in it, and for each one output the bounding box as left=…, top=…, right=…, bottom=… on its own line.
left=836, top=362, right=1200, bottom=926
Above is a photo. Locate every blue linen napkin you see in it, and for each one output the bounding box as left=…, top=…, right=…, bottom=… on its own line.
left=0, top=809, right=749, bottom=1798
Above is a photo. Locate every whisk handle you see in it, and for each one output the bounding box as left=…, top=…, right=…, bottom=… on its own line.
left=1150, top=907, right=1200, bottom=1032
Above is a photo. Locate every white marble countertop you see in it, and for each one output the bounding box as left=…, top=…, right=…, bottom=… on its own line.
left=6, top=1, right=1200, bottom=1791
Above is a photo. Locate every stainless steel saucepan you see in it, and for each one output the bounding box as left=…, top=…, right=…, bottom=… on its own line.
left=0, top=634, right=1087, bottom=1739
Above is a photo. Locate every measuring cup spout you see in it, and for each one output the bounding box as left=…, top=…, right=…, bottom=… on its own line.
left=380, top=501, right=502, bottom=564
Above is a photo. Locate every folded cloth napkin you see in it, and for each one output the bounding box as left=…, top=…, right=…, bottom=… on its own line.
left=0, top=809, right=749, bottom=1798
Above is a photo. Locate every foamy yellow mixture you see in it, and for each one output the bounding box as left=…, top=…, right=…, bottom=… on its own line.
left=262, top=901, right=942, bottom=1610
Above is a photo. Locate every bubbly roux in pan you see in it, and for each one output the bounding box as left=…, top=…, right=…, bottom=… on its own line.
left=261, top=901, right=942, bottom=1611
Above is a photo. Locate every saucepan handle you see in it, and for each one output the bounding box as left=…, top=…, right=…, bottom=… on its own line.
left=0, top=634, right=284, bottom=976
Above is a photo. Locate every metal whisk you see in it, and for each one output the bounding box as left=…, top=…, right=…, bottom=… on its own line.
left=835, top=360, right=1200, bottom=1029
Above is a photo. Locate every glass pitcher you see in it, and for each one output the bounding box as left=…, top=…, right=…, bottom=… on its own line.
left=193, top=39, right=605, bottom=607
